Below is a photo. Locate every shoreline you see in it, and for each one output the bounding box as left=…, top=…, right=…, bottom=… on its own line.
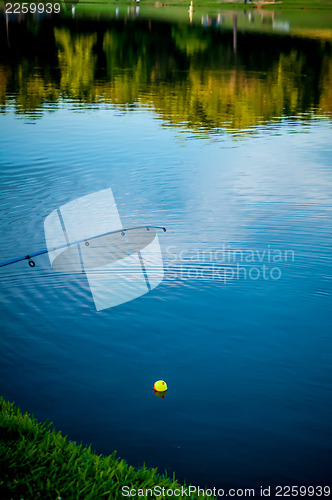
left=0, top=396, right=208, bottom=499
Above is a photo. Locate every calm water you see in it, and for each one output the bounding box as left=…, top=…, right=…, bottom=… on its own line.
left=0, top=7, right=332, bottom=491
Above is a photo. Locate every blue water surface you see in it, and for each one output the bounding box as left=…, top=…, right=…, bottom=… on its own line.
left=0, top=16, right=332, bottom=491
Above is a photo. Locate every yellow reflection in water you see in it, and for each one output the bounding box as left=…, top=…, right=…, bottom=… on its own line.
left=1, top=24, right=331, bottom=129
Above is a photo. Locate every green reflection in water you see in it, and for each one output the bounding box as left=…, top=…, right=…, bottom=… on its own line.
left=0, top=16, right=331, bottom=131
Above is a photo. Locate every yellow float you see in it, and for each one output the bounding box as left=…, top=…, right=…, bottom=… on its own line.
left=154, top=380, right=167, bottom=392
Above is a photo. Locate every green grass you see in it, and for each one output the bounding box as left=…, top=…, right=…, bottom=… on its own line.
left=0, top=396, right=207, bottom=499
left=66, top=0, right=332, bottom=10
left=56, top=0, right=332, bottom=33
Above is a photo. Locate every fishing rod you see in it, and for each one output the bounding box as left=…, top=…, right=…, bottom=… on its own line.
left=0, top=226, right=167, bottom=269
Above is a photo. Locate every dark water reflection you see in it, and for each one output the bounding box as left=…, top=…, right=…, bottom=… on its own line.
left=0, top=15, right=331, bottom=130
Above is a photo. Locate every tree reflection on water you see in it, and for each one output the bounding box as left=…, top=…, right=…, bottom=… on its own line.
left=0, top=15, right=331, bottom=130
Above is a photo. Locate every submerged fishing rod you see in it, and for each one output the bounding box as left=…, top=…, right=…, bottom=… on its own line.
left=0, top=226, right=167, bottom=269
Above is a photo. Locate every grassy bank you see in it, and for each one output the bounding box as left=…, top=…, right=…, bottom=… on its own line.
left=56, top=0, right=332, bottom=32
left=66, top=0, right=332, bottom=10
left=0, top=396, right=206, bottom=499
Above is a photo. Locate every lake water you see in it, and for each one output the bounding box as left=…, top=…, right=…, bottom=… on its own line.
left=0, top=5, right=332, bottom=491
